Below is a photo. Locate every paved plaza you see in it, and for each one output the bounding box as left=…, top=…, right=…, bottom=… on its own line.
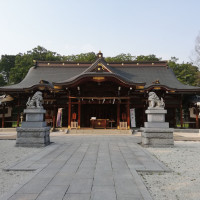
left=1, top=134, right=170, bottom=200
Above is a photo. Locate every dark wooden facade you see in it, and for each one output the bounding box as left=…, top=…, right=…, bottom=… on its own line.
left=1, top=52, right=200, bottom=129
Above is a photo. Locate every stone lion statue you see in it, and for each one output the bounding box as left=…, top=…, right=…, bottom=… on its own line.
left=26, top=91, right=43, bottom=108
left=148, top=92, right=165, bottom=108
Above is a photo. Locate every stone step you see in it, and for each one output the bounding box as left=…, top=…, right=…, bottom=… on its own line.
left=69, top=129, right=132, bottom=134
left=0, top=128, right=16, bottom=132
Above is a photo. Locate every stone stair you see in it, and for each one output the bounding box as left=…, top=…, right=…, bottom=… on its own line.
left=68, top=129, right=132, bottom=134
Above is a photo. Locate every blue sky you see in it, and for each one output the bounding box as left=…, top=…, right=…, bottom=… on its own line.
left=0, top=0, right=200, bottom=63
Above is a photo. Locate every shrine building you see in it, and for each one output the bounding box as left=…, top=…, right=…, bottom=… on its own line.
left=0, top=52, right=200, bottom=129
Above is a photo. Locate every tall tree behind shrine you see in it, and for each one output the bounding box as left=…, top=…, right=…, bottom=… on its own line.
left=0, top=45, right=200, bottom=86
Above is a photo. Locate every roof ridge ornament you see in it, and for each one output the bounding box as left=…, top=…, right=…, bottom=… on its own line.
left=97, top=51, right=103, bottom=58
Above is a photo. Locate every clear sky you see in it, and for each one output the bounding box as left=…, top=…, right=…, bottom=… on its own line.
left=0, top=0, right=200, bottom=63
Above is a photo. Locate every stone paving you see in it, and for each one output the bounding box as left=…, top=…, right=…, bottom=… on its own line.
left=1, top=134, right=170, bottom=200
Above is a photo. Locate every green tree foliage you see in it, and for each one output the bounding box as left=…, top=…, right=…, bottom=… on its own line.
left=9, top=46, right=61, bottom=84
left=0, top=74, right=6, bottom=86
left=105, top=53, right=135, bottom=63
left=63, top=52, right=97, bottom=62
left=168, top=57, right=199, bottom=86
left=135, top=54, right=161, bottom=61
left=0, top=55, right=16, bottom=83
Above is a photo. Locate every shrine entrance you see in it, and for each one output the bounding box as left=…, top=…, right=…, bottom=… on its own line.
left=81, top=104, right=117, bottom=128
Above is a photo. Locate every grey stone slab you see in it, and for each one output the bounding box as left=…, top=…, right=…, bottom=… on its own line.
left=8, top=193, right=38, bottom=200
left=58, top=165, right=78, bottom=174
left=16, top=137, right=48, bottom=144
left=2, top=135, right=171, bottom=200
left=117, top=194, right=144, bottom=200
left=142, top=127, right=174, bottom=133
left=142, top=132, right=173, bottom=139
left=21, top=122, right=46, bottom=128
left=36, top=185, right=68, bottom=200
left=24, top=108, right=46, bottom=114
left=16, top=127, right=50, bottom=132
left=16, top=178, right=51, bottom=194
left=142, top=137, right=174, bottom=146
left=49, top=174, right=72, bottom=186
left=67, top=179, right=93, bottom=194
left=94, top=169, right=113, bottom=177
left=145, top=109, right=167, bottom=114
left=26, top=113, right=44, bottom=122
left=91, top=186, right=116, bottom=200
left=147, top=113, right=165, bottom=122
left=79, top=160, right=96, bottom=168
left=93, top=176, right=114, bottom=186
left=63, top=194, right=90, bottom=200
left=35, top=168, right=59, bottom=179
left=144, top=122, right=169, bottom=128
left=46, top=160, right=66, bottom=169
left=115, top=178, right=142, bottom=196
left=73, top=167, right=95, bottom=179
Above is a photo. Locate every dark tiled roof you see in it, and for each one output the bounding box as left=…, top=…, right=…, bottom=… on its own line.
left=1, top=58, right=199, bottom=91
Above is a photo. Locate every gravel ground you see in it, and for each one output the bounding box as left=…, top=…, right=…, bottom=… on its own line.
left=0, top=140, right=42, bottom=198
left=140, top=141, right=200, bottom=200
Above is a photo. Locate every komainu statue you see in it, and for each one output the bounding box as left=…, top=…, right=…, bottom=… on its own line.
left=26, top=91, right=43, bottom=108
left=148, top=92, right=165, bottom=108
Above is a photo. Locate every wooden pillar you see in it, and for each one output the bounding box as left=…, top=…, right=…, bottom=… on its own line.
left=180, top=96, right=183, bottom=128
left=68, top=98, right=71, bottom=129
left=127, top=99, right=130, bottom=129
left=117, top=102, right=120, bottom=129
left=17, top=98, right=20, bottom=127
left=52, top=105, right=56, bottom=130
left=17, top=113, right=20, bottom=127
left=2, top=105, right=5, bottom=128
left=195, top=107, right=199, bottom=129
left=173, top=108, right=176, bottom=128
left=78, top=100, right=81, bottom=129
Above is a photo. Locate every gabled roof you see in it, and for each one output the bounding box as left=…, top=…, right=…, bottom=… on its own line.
left=0, top=53, right=200, bottom=92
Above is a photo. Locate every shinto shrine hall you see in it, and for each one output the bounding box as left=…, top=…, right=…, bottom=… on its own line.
left=1, top=52, right=200, bottom=129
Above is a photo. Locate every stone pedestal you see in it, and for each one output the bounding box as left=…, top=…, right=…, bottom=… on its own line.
left=141, top=108, right=174, bottom=147
left=16, top=108, right=50, bottom=147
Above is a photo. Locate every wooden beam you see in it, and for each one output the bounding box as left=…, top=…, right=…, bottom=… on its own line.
left=195, top=107, right=199, bottom=129
left=69, top=96, right=130, bottom=100
left=2, top=105, right=5, bottom=128
left=173, top=108, right=176, bottom=128
left=127, top=99, right=130, bottom=129
left=117, top=103, right=120, bottom=129
left=68, top=98, right=71, bottom=129
left=180, top=96, right=183, bottom=128
left=52, top=105, right=56, bottom=130
left=17, top=98, right=20, bottom=127
left=78, top=100, right=81, bottom=129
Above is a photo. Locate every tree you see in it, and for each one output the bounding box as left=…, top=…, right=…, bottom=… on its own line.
left=0, top=74, right=6, bottom=86
left=105, top=53, right=135, bottom=63
left=193, top=32, right=200, bottom=68
left=0, top=55, right=16, bottom=83
left=168, top=57, right=199, bottom=86
left=135, top=54, right=161, bottom=62
left=63, top=52, right=97, bottom=62
left=9, top=46, right=61, bottom=84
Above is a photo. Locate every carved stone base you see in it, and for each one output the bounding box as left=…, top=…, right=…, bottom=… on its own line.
left=142, top=108, right=174, bottom=147
left=141, top=128, right=174, bottom=147
left=16, top=127, right=50, bottom=147
left=16, top=108, right=50, bottom=147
